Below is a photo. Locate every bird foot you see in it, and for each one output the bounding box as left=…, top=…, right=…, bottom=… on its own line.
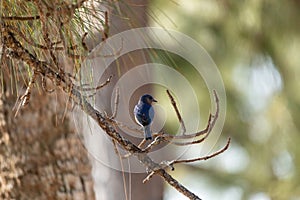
left=145, top=136, right=152, bottom=141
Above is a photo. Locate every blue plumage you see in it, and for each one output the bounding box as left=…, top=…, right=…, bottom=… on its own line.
left=134, top=94, right=157, bottom=140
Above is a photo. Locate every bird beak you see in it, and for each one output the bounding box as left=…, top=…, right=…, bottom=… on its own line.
left=153, top=99, right=158, bottom=103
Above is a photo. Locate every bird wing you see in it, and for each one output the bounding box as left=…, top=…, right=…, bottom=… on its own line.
left=149, top=106, right=154, bottom=122
left=134, top=103, right=154, bottom=126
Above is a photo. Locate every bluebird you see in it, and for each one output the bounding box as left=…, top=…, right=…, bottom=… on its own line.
left=134, top=94, right=157, bottom=140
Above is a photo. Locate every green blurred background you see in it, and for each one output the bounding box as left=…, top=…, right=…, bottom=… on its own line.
left=148, top=0, right=300, bottom=199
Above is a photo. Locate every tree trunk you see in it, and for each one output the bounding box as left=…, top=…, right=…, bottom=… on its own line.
left=0, top=73, right=95, bottom=199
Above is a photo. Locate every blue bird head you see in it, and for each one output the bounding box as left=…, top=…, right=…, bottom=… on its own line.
left=140, top=94, right=157, bottom=105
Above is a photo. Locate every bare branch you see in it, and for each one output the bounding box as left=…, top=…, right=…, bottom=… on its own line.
left=143, top=171, right=155, bottom=183
left=81, top=32, right=89, bottom=51
left=157, top=169, right=201, bottom=200
left=111, top=138, right=120, bottom=155
left=166, top=89, right=186, bottom=135
left=162, top=90, right=219, bottom=140
left=165, top=90, right=220, bottom=145
left=120, top=153, right=132, bottom=159
left=20, top=70, right=37, bottom=107
left=171, top=138, right=231, bottom=165
left=111, top=87, right=119, bottom=119
left=102, top=11, right=109, bottom=41
left=142, top=136, right=166, bottom=153
left=111, top=138, right=130, bottom=200
left=168, top=135, right=207, bottom=146
left=1, top=15, right=41, bottom=21
left=14, top=68, right=38, bottom=116
left=137, top=139, right=147, bottom=148
left=138, top=132, right=171, bottom=151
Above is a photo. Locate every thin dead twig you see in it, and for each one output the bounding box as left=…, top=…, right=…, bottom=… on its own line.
left=102, top=11, right=109, bottom=41
left=1, top=15, right=42, bottom=21
left=81, top=32, right=89, bottom=51
left=111, top=138, right=129, bottom=200
left=163, top=90, right=219, bottom=140
left=137, top=139, right=147, bottom=148
left=171, top=138, right=231, bottom=165
left=166, top=89, right=186, bottom=135
left=111, top=87, right=119, bottom=119
left=142, top=136, right=166, bottom=153
left=143, top=171, right=155, bottom=183
left=14, top=68, right=38, bottom=116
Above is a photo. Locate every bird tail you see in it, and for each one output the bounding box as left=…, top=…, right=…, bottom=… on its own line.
left=143, top=125, right=152, bottom=140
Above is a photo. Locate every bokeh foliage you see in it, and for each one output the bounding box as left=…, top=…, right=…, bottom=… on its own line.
left=149, top=0, right=300, bottom=199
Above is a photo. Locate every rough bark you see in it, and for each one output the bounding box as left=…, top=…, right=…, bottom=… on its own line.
left=0, top=63, right=95, bottom=199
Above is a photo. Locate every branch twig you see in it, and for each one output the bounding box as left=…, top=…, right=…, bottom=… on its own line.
left=142, top=136, right=166, bottom=153
left=2, top=23, right=229, bottom=200
left=111, top=87, right=119, bottom=119
left=171, top=138, right=231, bottom=165
left=1, top=15, right=42, bottom=21
left=162, top=90, right=219, bottom=140
left=166, top=90, right=186, bottom=135
left=14, top=68, right=38, bottom=116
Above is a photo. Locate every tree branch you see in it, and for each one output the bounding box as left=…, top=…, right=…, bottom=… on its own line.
left=171, top=138, right=231, bottom=165
left=166, top=89, right=186, bottom=135
left=162, top=89, right=219, bottom=140
left=2, top=25, right=203, bottom=200
left=1, top=15, right=41, bottom=21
